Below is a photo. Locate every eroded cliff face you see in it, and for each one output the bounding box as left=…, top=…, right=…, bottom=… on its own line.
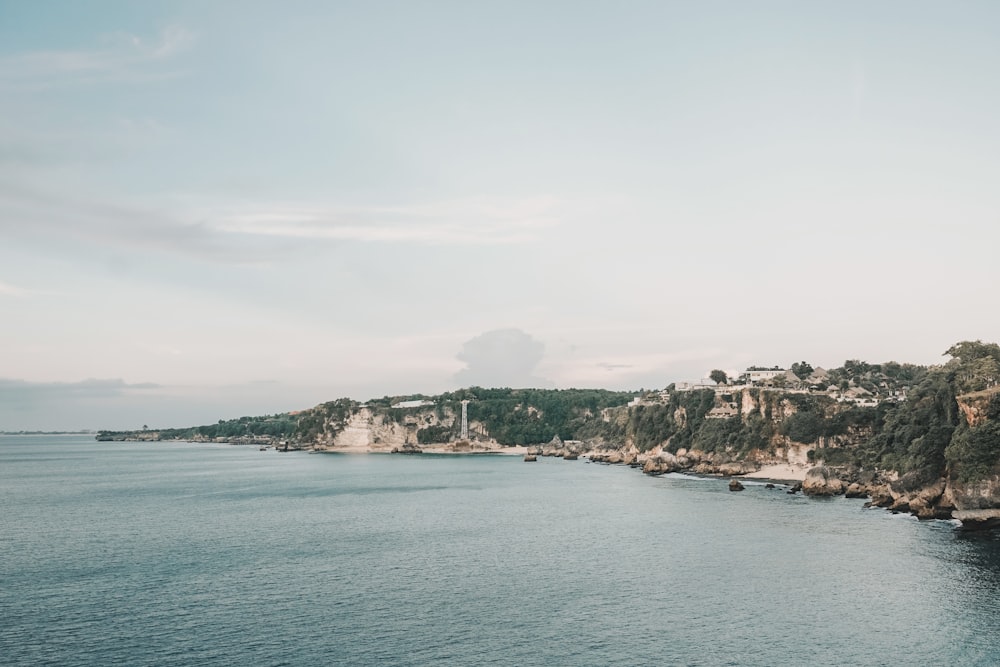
left=327, top=408, right=410, bottom=450
left=945, top=477, right=1000, bottom=512
left=589, top=390, right=821, bottom=476
left=306, top=404, right=499, bottom=452
left=956, top=387, right=999, bottom=428
left=944, top=387, right=1000, bottom=527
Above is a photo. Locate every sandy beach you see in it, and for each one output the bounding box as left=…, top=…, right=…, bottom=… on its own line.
left=314, top=443, right=529, bottom=456
left=743, top=463, right=808, bottom=482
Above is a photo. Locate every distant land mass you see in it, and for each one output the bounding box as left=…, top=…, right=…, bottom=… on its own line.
left=98, top=340, right=1000, bottom=530
left=3, top=430, right=96, bottom=435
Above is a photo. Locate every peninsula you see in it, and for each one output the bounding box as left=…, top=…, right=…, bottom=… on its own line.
left=98, top=340, right=1000, bottom=529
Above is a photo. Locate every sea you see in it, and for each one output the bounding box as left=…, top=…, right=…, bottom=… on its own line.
left=3, top=435, right=1000, bottom=666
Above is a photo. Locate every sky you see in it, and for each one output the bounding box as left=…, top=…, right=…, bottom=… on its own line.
left=2, top=1, right=999, bottom=430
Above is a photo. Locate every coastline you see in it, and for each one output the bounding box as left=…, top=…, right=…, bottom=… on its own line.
left=97, top=437, right=993, bottom=529
left=315, top=442, right=529, bottom=456
left=742, top=463, right=809, bottom=482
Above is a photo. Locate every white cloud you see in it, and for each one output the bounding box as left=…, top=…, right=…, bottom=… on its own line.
left=0, top=25, right=194, bottom=90
left=544, top=348, right=730, bottom=388
left=0, top=280, right=62, bottom=299
left=211, top=196, right=561, bottom=245
left=0, top=183, right=562, bottom=266
left=0, top=281, right=29, bottom=298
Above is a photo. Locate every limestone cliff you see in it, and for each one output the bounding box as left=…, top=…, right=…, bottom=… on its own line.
left=956, top=387, right=1000, bottom=428
left=309, top=404, right=462, bottom=451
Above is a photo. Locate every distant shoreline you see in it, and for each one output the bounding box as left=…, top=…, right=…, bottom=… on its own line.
left=1, top=431, right=96, bottom=436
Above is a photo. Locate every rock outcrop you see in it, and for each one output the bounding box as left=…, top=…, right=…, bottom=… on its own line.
left=844, top=483, right=866, bottom=498
left=801, top=466, right=845, bottom=496
left=956, top=387, right=1000, bottom=428
left=945, top=475, right=1000, bottom=528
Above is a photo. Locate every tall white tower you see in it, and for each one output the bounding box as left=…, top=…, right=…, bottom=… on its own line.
left=460, top=400, right=470, bottom=440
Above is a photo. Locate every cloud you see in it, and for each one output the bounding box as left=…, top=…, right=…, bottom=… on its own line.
left=453, top=328, right=552, bottom=388
left=0, top=279, right=63, bottom=299
left=0, top=378, right=319, bottom=431
left=0, top=182, right=276, bottom=265
left=0, top=184, right=560, bottom=266
left=0, top=378, right=161, bottom=404
left=211, top=196, right=561, bottom=245
left=0, top=25, right=194, bottom=91
left=0, top=281, right=30, bottom=298
left=548, top=347, right=733, bottom=389
left=596, top=362, right=634, bottom=371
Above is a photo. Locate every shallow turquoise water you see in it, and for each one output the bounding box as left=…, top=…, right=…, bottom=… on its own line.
left=3, top=435, right=1000, bottom=666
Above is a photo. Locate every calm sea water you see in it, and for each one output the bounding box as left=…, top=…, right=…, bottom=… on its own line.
left=3, top=435, right=1000, bottom=666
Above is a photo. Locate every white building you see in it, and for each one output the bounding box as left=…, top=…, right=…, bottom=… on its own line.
left=744, top=368, right=786, bottom=385
left=391, top=399, right=435, bottom=409
left=675, top=378, right=720, bottom=392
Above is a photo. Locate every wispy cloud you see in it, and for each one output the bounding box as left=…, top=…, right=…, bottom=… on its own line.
left=211, top=196, right=561, bottom=245
left=549, top=348, right=730, bottom=388
left=0, top=183, right=560, bottom=265
left=0, top=181, right=243, bottom=262
left=0, top=378, right=161, bottom=404
left=0, top=281, right=30, bottom=298
left=0, top=25, right=194, bottom=91
left=0, top=280, right=63, bottom=299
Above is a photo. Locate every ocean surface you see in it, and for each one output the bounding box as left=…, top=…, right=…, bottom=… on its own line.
left=3, top=435, right=1000, bottom=666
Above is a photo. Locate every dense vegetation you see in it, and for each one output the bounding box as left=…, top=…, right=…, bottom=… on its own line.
left=97, top=413, right=298, bottom=441
left=97, top=340, right=1000, bottom=483
left=438, top=387, right=636, bottom=445
left=624, top=389, right=876, bottom=455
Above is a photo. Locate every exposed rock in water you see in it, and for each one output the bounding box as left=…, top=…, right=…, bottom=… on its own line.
left=869, top=485, right=894, bottom=507
left=563, top=452, right=579, bottom=461
left=642, top=453, right=678, bottom=476
left=915, top=505, right=953, bottom=521
left=716, top=461, right=757, bottom=476
left=943, top=475, right=1000, bottom=525
left=765, top=483, right=776, bottom=489
left=802, top=466, right=846, bottom=496
left=954, top=509, right=1000, bottom=531
left=844, top=483, right=867, bottom=499
left=878, top=471, right=955, bottom=520
left=541, top=435, right=566, bottom=457
left=890, top=497, right=911, bottom=513
left=523, top=454, right=537, bottom=462
left=729, top=479, right=745, bottom=492
left=787, top=482, right=802, bottom=495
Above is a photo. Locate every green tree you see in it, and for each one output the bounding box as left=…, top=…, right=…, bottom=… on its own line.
left=945, top=341, right=1000, bottom=393
left=945, top=340, right=1000, bottom=365
left=710, top=369, right=728, bottom=385
left=791, top=361, right=814, bottom=380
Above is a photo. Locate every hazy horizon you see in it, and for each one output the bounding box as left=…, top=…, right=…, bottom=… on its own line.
left=3, top=2, right=999, bottom=430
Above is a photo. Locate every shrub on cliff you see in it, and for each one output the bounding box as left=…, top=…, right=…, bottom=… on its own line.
left=695, top=416, right=744, bottom=452
left=417, top=424, right=455, bottom=444
left=781, top=411, right=824, bottom=443
left=860, top=370, right=957, bottom=474
left=945, top=421, right=1000, bottom=483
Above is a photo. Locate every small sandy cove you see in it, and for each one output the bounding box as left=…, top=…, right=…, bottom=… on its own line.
left=316, top=443, right=529, bottom=456
left=312, top=444, right=808, bottom=481
left=743, top=463, right=808, bottom=482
